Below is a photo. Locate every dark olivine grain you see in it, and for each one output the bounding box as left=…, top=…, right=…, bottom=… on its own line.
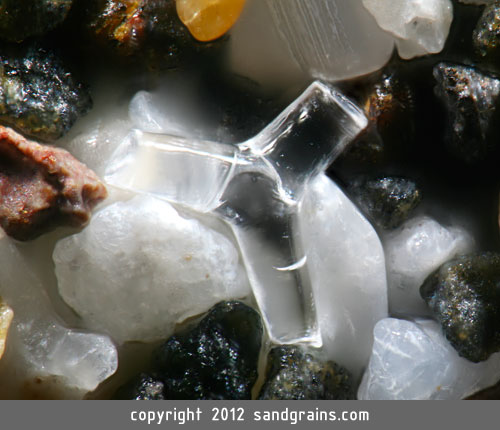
left=473, top=2, right=500, bottom=58
left=114, top=373, right=165, bottom=400
left=258, top=345, right=355, bottom=400
left=0, top=0, right=73, bottom=42
left=420, top=253, right=500, bottom=363
left=348, top=176, right=422, bottom=230
left=115, top=301, right=263, bottom=400
left=85, top=0, right=222, bottom=68
left=433, top=62, right=500, bottom=163
left=0, top=44, right=92, bottom=142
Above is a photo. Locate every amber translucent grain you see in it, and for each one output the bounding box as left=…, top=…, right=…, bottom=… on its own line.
left=176, top=0, right=247, bottom=42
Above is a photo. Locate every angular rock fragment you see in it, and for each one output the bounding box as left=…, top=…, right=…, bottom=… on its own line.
left=420, top=253, right=500, bottom=362
left=153, top=301, right=262, bottom=399
left=473, top=2, right=500, bottom=57
left=0, top=126, right=107, bottom=241
left=85, top=0, right=219, bottom=67
left=116, top=301, right=262, bottom=400
left=340, top=71, right=416, bottom=165
left=0, top=297, right=13, bottom=360
left=0, top=44, right=92, bottom=142
left=384, top=215, right=474, bottom=316
left=358, top=318, right=500, bottom=399
left=365, top=73, right=414, bottom=125
left=86, top=0, right=157, bottom=56
left=434, top=63, right=500, bottom=162
left=366, top=72, right=416, bottom=144
left=258, top=345, right=354, bottom=400
left=53, top=194, right=251, bottom=343
left=0, top=0, right=73, bottom=42
left=349, top=176, right=422, bottom=230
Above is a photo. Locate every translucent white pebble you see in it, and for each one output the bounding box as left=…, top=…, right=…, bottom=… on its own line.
left=0, top=234, right=117, bottom=394
left=358, top=318, right=500, bottom=399
left=299, top=175, right=388, bottom=379
left=53, top=194, right=250, bottom=344
left=384, top=215, right=474, bottom=317
left=129, top=91, right=195, bottom=137
left=18, top=326, right=117, bottom=393
left=61, top=80, right=208, bottom=179
left=228, top=0, right=308, bottom=91
left=128, top=77, right=212, bottom=139
left=362, top=0, right=453, bottom=59
left=267, top=0, right=395, bottom=81
left=58, top=104, right=132, bottom=178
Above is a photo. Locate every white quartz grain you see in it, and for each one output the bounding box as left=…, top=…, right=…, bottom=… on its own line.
left=363, top=0, right=453, bottom=59
left=384, top=215, right=474, bottom=317
left=358, top=318, right=500, bottom=399
left=0, top=234, right=117, bottom=395
left=299, top=175, right=388, bottom=379
left=53, top=194, right=251, bottom=344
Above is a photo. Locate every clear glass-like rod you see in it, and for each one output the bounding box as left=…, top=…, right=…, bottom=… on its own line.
left=105, top=81, right=368, bottom=346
